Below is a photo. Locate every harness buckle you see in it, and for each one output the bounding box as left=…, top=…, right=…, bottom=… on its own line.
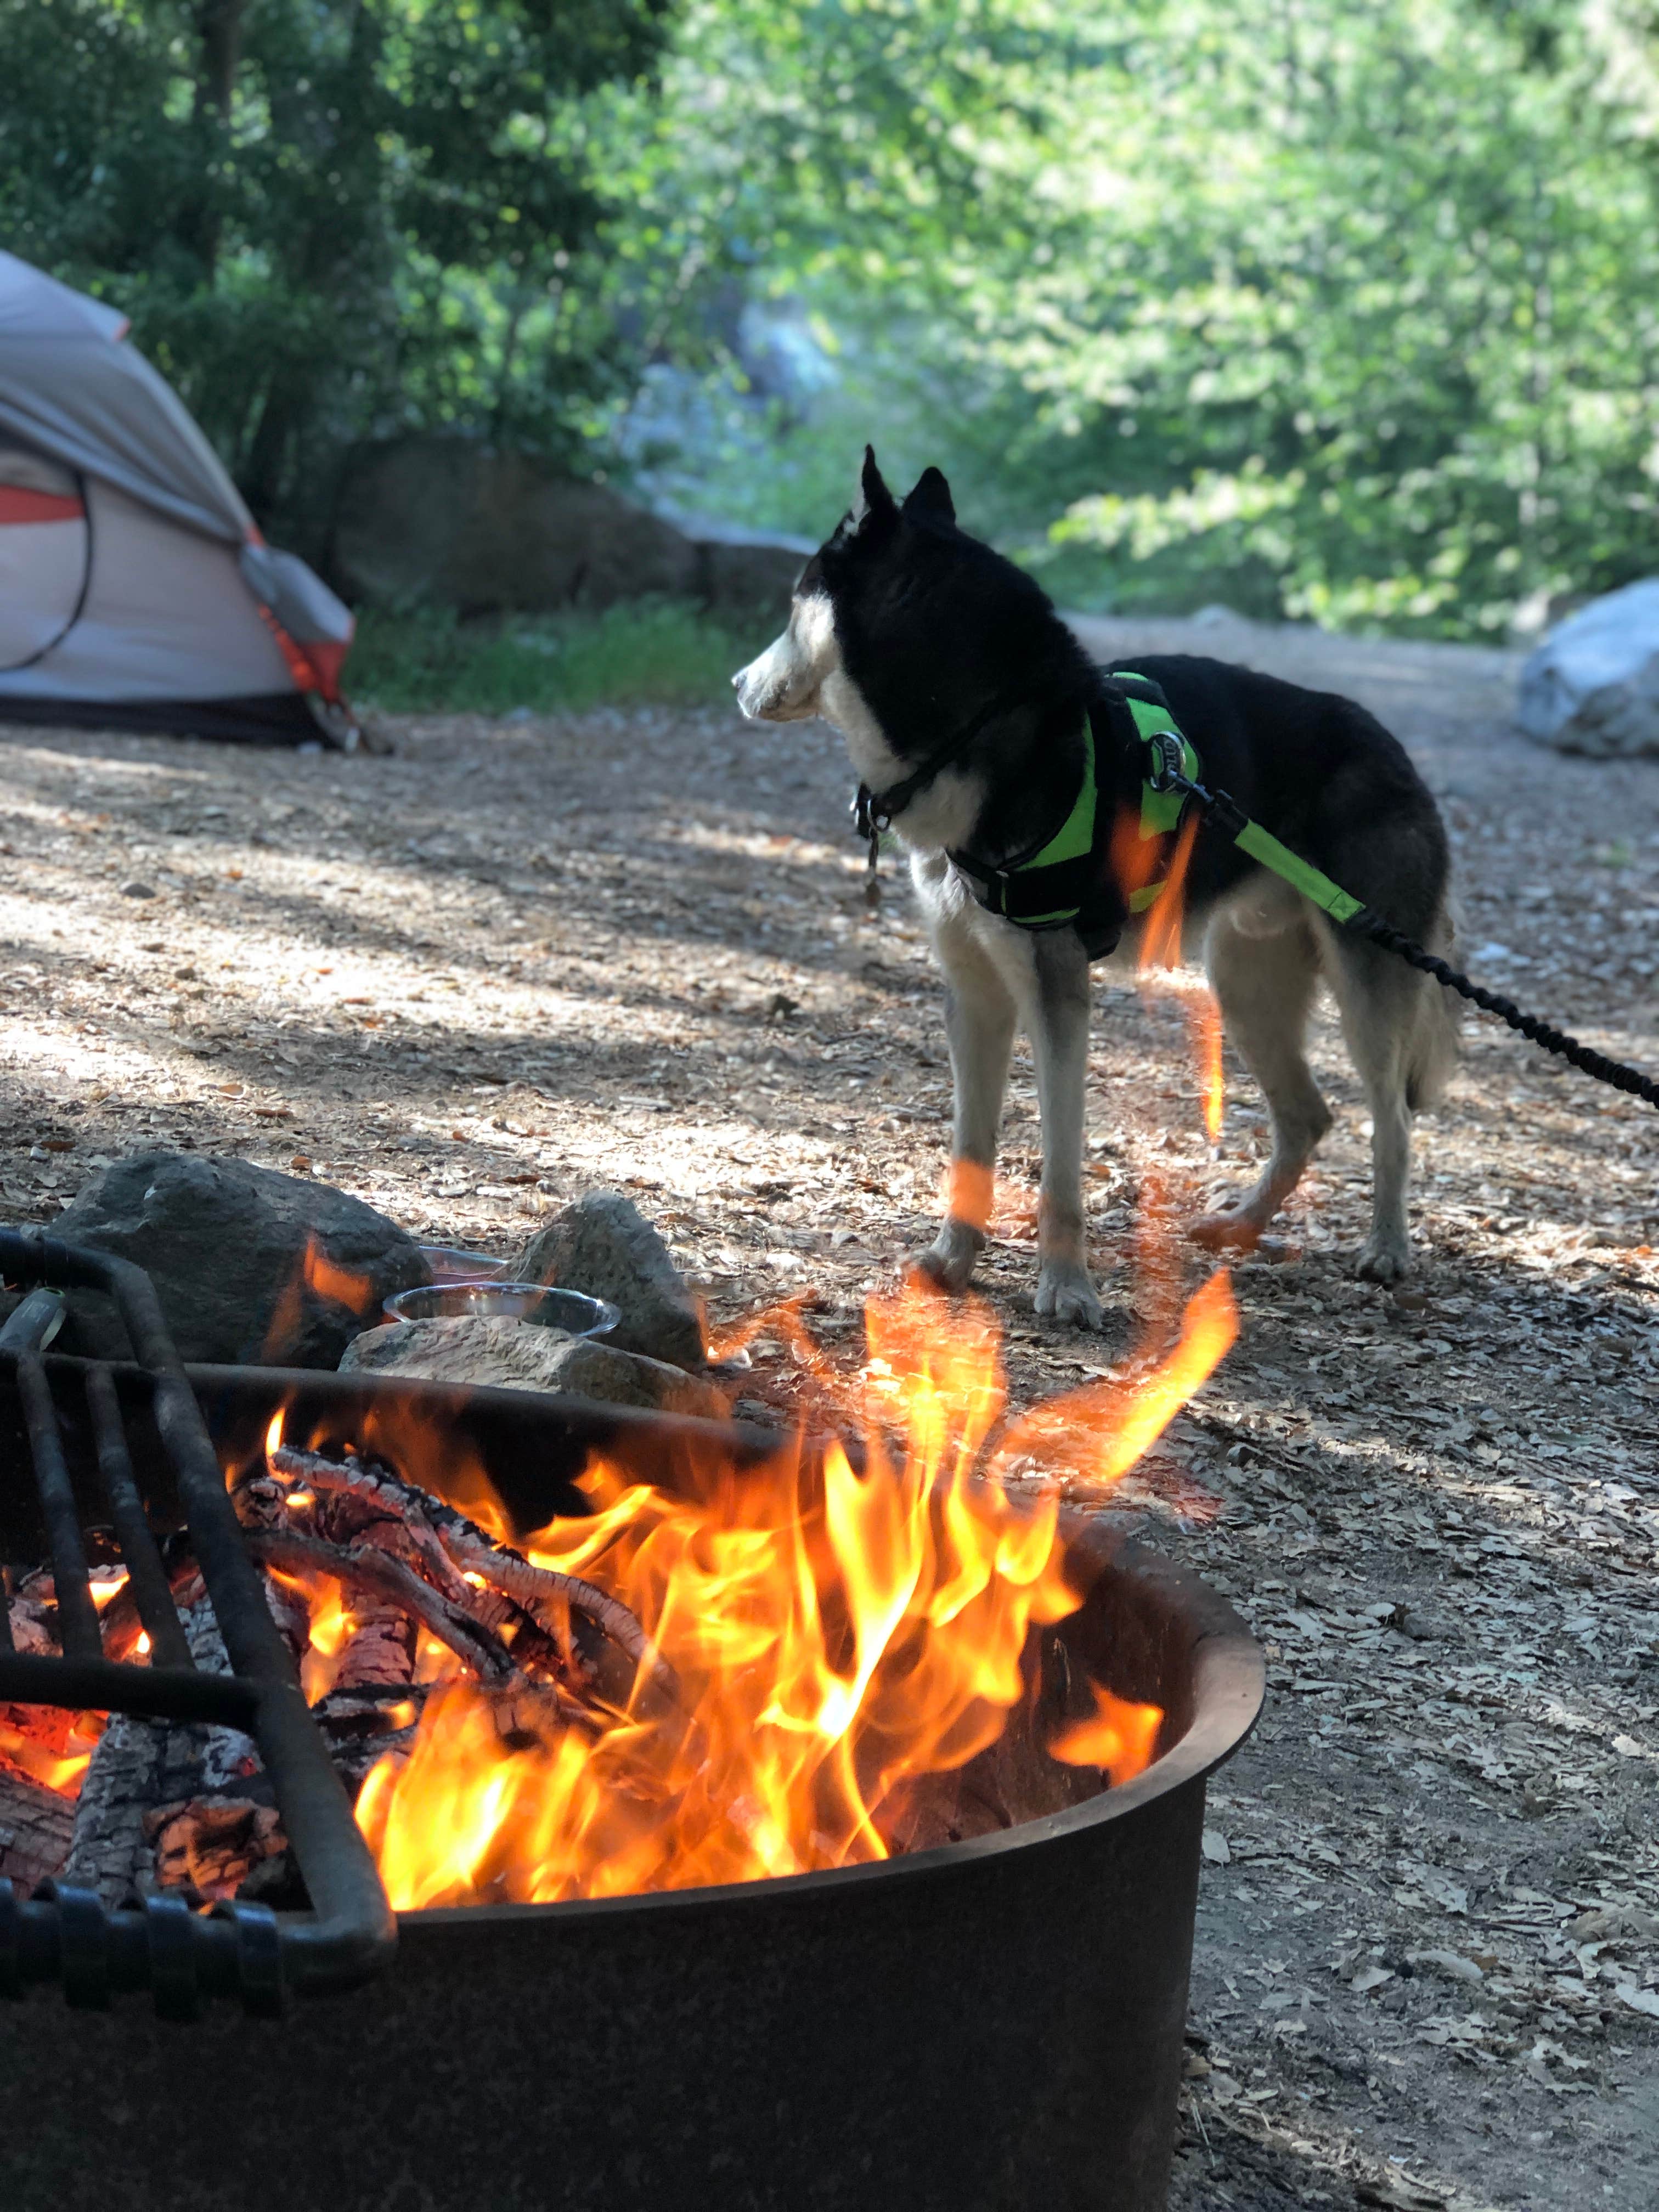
left=1143, top=729, right=1193, bottom=794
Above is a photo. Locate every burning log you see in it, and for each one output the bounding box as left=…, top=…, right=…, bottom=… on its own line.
left=267, top=1443, right=669, bottom=1696
left=3, top=1429, right=659, bottom=1910
left=233, top=1470, right=441, bottom=1793
left=248, top=1441, right=656, bottom=1763
left=247, top=1526, right=523, bottom=1690
left=4, top=1575, right=55, bottom=1660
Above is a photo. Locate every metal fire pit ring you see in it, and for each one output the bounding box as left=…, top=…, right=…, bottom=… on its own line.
left=0, top=1361, right=1263, bottom=2212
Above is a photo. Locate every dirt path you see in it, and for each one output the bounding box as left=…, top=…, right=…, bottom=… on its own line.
left=1, top=611, right=1656, bottom=2210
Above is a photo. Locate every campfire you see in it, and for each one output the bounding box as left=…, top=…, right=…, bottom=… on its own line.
left=5, top=1262, right=1235, bottom=1915
left=0, top=1218, right=1260, bottom=2212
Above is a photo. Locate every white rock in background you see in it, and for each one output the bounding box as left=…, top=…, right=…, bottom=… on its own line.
left=1517, top=579, right=1659, bottom=757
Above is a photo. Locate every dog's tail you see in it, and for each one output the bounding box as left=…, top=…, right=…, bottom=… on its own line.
left=1404, top=899, right=1462, bottom=1113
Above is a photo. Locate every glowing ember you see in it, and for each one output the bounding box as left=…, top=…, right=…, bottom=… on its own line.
left=352, top=1267, right=1237, bottom=1909
left=88, top=1567, right=129, bottom=1612
left=0, top=1721, right=94, bottom=1796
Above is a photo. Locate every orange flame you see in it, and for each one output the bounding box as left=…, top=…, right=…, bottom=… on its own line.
left=1109, top=800, right=1165, bottom=910
left=1049, top=1684, right=1164, bottom=1785
left=0, top=1722, right=93, bottom=1796
left=303, top=1238, right=374, bottom=1313
left=944, top=1158, right=995, bottom=1235
left=1132, top=813, right=1225, bottom=1144
left=991, top=1273, right=1237, bottom=1490
left=356, top=1266, right=1236, bottom=1909
left=88, top=1567, right=129, bottom=1613
left=258, top=1237, right=375, bottom=1364
left=1138, top=815, right=1200, bottom=972
left=1192, top=991, right=1224, bottom=1144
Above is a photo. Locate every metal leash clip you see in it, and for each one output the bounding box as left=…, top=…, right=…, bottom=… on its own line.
left=851, top=784, right=886, bottom=907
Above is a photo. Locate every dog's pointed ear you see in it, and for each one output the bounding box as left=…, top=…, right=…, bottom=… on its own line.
left=903, top=466, right=955, bottom=525
left=848, top=445, right=898, bottom=533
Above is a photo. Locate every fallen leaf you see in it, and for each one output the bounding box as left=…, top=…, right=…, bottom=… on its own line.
left=1356, top=2182, right=1447, bottom=2211
left=1407, top=1949, right=1484, bottom=1984
left=1570, top=1905, right=1659, bottom=1943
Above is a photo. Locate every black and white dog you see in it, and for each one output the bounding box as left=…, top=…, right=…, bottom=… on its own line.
left=733, top=450, right=1457, bottom=1321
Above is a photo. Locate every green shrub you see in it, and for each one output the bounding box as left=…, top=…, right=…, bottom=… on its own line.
left=347, top=600, right=752, bottom=716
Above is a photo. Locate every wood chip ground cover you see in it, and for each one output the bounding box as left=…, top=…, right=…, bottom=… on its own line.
left=1, top=612, right=1655, bottom=2209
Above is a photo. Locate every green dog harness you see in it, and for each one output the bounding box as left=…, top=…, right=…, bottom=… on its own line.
left=856, top=666, right=1370, bottom=955
left=946, top=670, right=1201, bottom=947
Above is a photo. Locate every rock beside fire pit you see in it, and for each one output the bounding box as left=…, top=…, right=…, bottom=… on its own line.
left=514, top=1192, right=704, bottom=1372
left=48, top=1153, right=427, bottom=1367
left=340, top=1315, right=727, bottom=1418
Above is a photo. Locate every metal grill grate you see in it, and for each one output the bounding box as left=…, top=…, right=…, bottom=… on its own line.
left=0, top=1227, right=396, bottom=2017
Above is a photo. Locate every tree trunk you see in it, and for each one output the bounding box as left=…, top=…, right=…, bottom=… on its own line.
left=178, top=0, right=247, bottom=278
left=197, top=0, right=246, bottom=117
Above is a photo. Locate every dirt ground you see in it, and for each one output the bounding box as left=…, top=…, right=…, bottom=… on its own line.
left=1, top=609, right=1656, bottom=2210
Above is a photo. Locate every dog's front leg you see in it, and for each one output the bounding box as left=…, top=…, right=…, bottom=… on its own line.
left=1030, top=930, right=1103, bottom=1330
left=917, top=911, right=1017, bottom=1292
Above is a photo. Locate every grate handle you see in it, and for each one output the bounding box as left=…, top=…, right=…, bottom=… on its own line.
left=0, top=1228, right=398, bottom=2013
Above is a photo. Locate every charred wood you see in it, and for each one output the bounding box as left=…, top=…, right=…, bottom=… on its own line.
left=144, top=1795, right=284, bottom=1901
left=0, top=1758, right=75, bottom=1892
left=63, top=1581, right=274, bottom=1908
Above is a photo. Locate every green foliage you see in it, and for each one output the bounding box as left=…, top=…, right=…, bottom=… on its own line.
left=0, top=0, right=670, bottom=526
left=631, top=0, right=1659, bottom=638
left=348, top=600, right=745, bottom=715
left=7, top=0, right=1659, bottom=637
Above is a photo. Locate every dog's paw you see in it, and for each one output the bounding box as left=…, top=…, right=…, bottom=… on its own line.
left=1187, top=1205, right=1266, bottom=1254
left=1035, top=1260, right=1104, bottom=1331
left=916, top=1221, right=983, bottom=1293
left=1356, top=1234, right=1410, bottom=1285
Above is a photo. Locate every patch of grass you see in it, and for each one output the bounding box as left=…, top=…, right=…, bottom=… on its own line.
left=348, top=599, right=749, bottom=716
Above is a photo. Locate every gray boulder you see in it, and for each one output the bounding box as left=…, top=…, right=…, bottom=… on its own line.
left=1518, top=580, right=1659, bottom=757
left=52, top=1153, right=426, bottom=1367
left=668, top=512, right=812, bottom=623
left=328, top=437, right=808, bottom=623
left=515, top=1193, right=704, bottom=1372
left=693, top=534, right=807, bottom=623
left=341, top=1317, right=727, bottom=1419
left=330, top=437, right=699, bottom=614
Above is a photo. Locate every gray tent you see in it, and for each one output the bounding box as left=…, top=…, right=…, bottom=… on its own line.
left=0, top=251, right=355, bottom=744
